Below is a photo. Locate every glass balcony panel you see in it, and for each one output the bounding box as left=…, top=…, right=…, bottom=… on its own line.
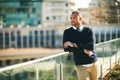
left=0, top=39, right=119, bottom=80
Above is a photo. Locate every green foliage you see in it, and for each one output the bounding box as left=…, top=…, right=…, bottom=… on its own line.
left=68, top=76, right=78, bottom=80
left=39, top=70, right=55, bottom=80
left=110, top=71, right=120, bottom=77
left=103, top=65, right=120, bottom=80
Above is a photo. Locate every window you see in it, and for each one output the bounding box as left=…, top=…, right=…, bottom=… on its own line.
left=20, top=2, right=33, bottom=6
left=15, top=59, right=21, bottom=64
left=53, top=16, right=56, bottom=20
left=0, top=60, right=2, bottom=67
left=23, top=59, right=28, bottom=62
left=6, top=60, right=11, bottom=65
left=65, top=3, right=68, bottom=7
left=38, top=20, right=41, bottom=24
left=31, top=58, right=35, bottom=60
left=32, top=8, right=36, bottom=13
left=46, top=16, right=49, bottom=20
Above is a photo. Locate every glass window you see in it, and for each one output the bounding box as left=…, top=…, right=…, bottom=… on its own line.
left=15, top=59, right=21, bottom=64
left=0, top=31, right=3, bottom=49
left=32, top=8, right=36, bottom=13
left=0, top=60, right=2, bottom=67
left=38, top=20, right=41, bottom=24
left=23, top=59, right=28, bottom=62
left=46, top=16, right=49, bottom=20
left=53, top=16, right=56, bottom=20
left=30, top=14, right=37, bottom=18
left=6, top=60, right=11, bottom=66
left=20, top=2, right=33, bottom=6
left=5, top=2, right=20, bottom=7
left=65, top=3, right=68, bottom=7
left=30, top=58, right=35, bottom=60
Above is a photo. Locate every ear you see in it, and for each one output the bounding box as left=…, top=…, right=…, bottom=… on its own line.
left=79, top=16, right=82, bottom=21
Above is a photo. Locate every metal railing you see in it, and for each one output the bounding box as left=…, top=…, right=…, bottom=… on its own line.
left=0, top=52, right=75, bottom=80
left=0, top=38, right=120, bottom=80
left=96, top=38, right=120, bottom=79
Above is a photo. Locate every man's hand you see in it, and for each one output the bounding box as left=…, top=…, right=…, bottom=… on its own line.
left=64, top=41, right=78, bottom=48
left=84, top=49, right=93, bottom=56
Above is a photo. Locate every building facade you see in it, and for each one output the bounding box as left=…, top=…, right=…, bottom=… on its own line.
left=0, top=1, right=43, bottom=27
left=0, top=0, right=76, bottom=28
left=42, top=0, right=76, bottom=27
left=0, top=27, right=57, bottom=49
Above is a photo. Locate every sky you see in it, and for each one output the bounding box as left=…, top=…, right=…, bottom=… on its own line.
left=75, top=0, right=91, bottom=8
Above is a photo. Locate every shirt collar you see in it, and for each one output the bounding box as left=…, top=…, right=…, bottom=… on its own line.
left=73, top=25, right=83, bottom=31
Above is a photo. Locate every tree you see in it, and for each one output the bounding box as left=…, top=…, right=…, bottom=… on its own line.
left=89, top=0, right=118, bottom=24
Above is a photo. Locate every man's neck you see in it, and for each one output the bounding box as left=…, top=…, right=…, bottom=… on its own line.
left=74, top=22, right=82, bottom=28
left=74, top=24, right=82, bottom=28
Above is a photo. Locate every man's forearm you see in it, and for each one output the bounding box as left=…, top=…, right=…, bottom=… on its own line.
left=84, top=42, right=94, bottom=50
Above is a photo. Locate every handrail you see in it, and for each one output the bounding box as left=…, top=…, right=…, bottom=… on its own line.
left=0, top=52, right=69, bottom=72
left=95, top=38, right=120, bottom=46
left=0, top=38, right=119, bottom=77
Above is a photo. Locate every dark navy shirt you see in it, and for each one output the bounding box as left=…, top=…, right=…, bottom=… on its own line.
left=63, top=26, right=97, bottom=65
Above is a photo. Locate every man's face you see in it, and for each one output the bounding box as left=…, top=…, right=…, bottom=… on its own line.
left=70, top=13, right=81, bottom=26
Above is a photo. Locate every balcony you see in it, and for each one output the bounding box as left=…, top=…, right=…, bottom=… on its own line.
left=0, top=38, right=120, bottom=80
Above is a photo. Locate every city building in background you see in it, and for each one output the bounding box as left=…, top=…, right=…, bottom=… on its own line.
left=42, top=0, right=76, bottom=27
left=0, top=1, right=43, bottom=27
left=0, top=0, right=76, bottom=28
left=0, top=1, right=120, bottom=78
left=0, top=27, right=57, bottom=49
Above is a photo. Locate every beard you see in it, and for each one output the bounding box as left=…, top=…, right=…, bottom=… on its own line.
left=71, top=22, right=79, bottom=26
left=71, top=21, right=76, bottom=26
left=71, top=21, right=81, bottom=27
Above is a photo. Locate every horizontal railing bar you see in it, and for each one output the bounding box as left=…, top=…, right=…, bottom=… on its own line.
left=95, top=38, right=120, bottom=46
left=0, top=38, right=119, bottom=72
left=0, top=52, right=69, bottom=72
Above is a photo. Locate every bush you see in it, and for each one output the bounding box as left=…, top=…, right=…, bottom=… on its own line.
left=103, top=65, right=120, bottom=80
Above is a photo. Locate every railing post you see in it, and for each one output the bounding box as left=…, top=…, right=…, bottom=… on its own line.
left=115, top=52, right=118, bottom=65
left=56, top=63, right=63, bottom=80
left=104, top=28, right=106, bottom=42
left=98, top=27, right=101, bottom=43
left=109, top=57, right=111, bottom=70
left=115, top=27, right=118, bottom=38
left=99, top=64, right=103, bottom=80
left=60, top=63, right=63, bottom=80
left=118, top=58, right=120, bottom=65
left=110, top=27, right=112, bottom=40
left=36, top=68, right=39, bottom=80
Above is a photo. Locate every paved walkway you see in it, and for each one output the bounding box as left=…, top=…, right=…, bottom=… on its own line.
left=0, top=48, right=63, bottom=54
left=0, top=48, right=63, bottom=60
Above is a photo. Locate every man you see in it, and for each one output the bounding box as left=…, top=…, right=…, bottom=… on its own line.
left=63, top=11, right=98, bottom=80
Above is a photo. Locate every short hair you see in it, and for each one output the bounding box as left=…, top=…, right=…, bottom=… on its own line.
left=71, top=11, right=82, bottom=17
left=71, top=11, right=79, bottom=16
